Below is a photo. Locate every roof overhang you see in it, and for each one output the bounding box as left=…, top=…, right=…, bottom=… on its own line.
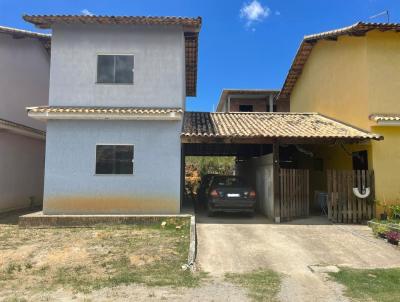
left=0, top=119, right=45, bottom=140
left=0, top=25, right=51, bottom=53
left=23, top=15, right=201, bottom=96
left=181, top=112, right=383, bottom=144
left=27, top=106, right=183, bottom=121
left=370, top=114, right=400, bottom=126
left=278, top=22, right=400, bottom=101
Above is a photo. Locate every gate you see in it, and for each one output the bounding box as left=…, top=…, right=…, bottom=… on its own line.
left=279, top=169, right=309, bottom=221
left=327, top=170, right=375, bottom=223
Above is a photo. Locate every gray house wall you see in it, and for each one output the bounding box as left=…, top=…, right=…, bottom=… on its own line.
left=0, top=32, right=49, bottom=213
left=0, top=132, right=45, bottom=212
left=0, top=34, right=49, bottom=131
left=49, top=24, right=186, bottom=108
left=43, top=120, right=182, bottom=214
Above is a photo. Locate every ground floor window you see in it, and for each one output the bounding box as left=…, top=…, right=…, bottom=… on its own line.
left=96, top=145, right=134, bottom=175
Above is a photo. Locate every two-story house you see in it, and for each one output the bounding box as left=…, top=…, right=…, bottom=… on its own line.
left=216, top=89, right=283, bottom=112
left=0, top=26, right=49, bottom=213
left=277, top=22, right=400, bottom=211
left=24, top=15, right=201, bottom=214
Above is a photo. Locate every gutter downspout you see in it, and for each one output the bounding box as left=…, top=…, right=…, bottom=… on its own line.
left=269, top=94, right=274, bottom=112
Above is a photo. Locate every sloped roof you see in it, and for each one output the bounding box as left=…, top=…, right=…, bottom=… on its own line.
left=0, top=118, right=45, bottom=139
left=182, top=112, right=382, bottom=141
left=23, top=15, right=201, bottom=96
left=0, top=25, right=51, bottom=51
left=278, top=22, right=400, bottom=100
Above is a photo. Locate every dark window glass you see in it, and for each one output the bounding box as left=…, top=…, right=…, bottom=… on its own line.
left=96, top=145, right=134, bottom=174
left=239, top=105, right=253, bottom=112
left=212, top=176, right=246, bottom=187
left=352, top=150, right=368, bottom=170
left=97, top=55, right=134, bottom=84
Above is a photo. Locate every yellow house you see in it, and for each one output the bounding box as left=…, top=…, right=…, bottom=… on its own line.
left=277, top=22, right=400, bottom=213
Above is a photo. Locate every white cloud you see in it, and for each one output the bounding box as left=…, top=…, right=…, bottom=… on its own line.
left=240, top=0, right=270, bottom=27
left=81, top=9, right=94, bottom=16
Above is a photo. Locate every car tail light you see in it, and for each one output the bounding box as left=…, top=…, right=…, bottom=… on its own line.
left=210, top=189, right=219, bottom=198
left=249, top=190, right=256, bottom=198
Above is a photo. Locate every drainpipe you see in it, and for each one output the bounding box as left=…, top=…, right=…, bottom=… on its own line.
left=227, top=95, right=232, bottom=113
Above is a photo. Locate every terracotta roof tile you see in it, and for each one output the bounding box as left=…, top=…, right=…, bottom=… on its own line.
left=278, top=22, right=400, bottom=100
left=182, top=112, right=382, bottom=140
left=27, top=106, right=183, bottom=115
left=370, top=114, right=400, bottom=122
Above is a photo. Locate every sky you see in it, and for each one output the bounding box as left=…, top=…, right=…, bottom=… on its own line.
left=1, top=0, right=400, bottom=112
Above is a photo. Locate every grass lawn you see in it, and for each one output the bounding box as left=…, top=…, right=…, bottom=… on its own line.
left=329, top=268, right=400, bottom=302
left=225, top=270, right=282, bottom=302
left=0, top=211, right=203, bottom=300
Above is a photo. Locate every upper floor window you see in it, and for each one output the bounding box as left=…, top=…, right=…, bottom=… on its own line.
left=97, top=55, right=134, bottom=84
left=239, top=105, right=253, bottom=112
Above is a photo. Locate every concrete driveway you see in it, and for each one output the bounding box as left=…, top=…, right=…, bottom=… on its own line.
left=196, top=213, right=400, bottom=302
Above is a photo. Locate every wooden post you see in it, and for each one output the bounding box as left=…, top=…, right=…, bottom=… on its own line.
left=273, top=142, right=281, bottom=223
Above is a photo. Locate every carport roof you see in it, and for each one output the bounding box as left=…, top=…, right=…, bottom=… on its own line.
left=181, top=112, right=382, bottom=143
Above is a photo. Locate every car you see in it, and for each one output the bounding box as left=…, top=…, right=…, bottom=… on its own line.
left=196, top=174, right=217, bottom=210
left=206, top=175, right=256, bottom=216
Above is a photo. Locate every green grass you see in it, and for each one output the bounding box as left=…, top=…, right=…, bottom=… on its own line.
left=225, top=270, right=281, bottom=302
left=329, top=268, right=400, bottom=302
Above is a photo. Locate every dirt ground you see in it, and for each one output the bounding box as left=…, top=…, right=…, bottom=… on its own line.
left=196, top=213, right=400, bottom=302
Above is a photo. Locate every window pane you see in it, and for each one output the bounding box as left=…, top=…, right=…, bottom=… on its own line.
left=97, top=55, right=115, bottom=83
left=96, top=145, right=133, bottom=174
left=115, top=55, right=134, bottom=84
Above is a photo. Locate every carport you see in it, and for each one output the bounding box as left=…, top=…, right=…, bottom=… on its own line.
left=181, top=112, right=382, bottom=223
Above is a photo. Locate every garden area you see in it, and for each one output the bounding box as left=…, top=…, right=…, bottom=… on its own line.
left=369, top=204, right=400, bottom=247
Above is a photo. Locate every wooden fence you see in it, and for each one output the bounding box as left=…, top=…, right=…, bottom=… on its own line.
left=327, top=170, right=375, bottom=223
left=280, top=169, right=309, bottom=221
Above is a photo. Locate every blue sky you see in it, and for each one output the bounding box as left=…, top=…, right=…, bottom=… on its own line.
left=1, top=0, right=400, bottom=111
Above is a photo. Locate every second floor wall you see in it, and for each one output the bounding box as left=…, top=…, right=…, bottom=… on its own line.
left=49, top=24, right=186, bottom=108
left=289, top=30, right=400, bottom=131
left=0, top=33, right=49, bottom=130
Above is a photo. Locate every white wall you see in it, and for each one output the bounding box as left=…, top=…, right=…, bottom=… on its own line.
left=237, top=154, right=274, bottom=219
left=0, top=132, right=44, bottom=212
left=0, top=34, right=50, bottom=130
left=43, top=120, right=182, bottom=214
left=49, top=24, right=186, bottom=108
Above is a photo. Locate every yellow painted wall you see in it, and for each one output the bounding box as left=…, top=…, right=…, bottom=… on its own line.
left=289, top=30, right=400, bottom=215
left=371, top=126, right=400, bottom=207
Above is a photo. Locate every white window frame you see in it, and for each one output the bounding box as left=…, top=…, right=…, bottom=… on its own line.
left=94, top=143, right=135, bottom=176
left=95, top=53, right=135, bottom=85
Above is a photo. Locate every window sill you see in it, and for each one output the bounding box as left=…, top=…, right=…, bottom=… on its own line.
left=95, top=82, right=134, bottom=85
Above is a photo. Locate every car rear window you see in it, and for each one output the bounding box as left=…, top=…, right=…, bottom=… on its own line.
left=212, top=176, right=246, bottom=187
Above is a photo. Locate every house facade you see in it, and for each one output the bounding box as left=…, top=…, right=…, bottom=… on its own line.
left=277, top=22, right=400, bottom=211
left=0, top=26, right=49, bottom=213
left=25, top=15, right=201, bottom=214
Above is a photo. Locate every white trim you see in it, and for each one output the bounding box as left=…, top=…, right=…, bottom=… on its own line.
left=375, top=120, right=400, bottom=126
left=28, top=111, right=182, bottom=121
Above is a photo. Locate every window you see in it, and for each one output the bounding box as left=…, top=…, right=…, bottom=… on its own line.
left=97, top=55, right=134, bottom=84
left=239, top=105, right=253, bottom=112
left=96, top=145, right=134, bottom=175
left=352, top=150, right=368, bottom=170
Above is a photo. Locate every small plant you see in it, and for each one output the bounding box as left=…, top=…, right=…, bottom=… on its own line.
left=376, top=199, right=388, bottom=220
left=386, top=231, right=400, bottom=245
left=389, top=204, right=400, bottom=220
left=373, top=224, right=389, bottom=239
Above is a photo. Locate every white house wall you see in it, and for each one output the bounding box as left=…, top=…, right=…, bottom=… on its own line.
left=43, top=120, right=182, bottom=214
left=0, top=34, right=49, bottom=131
left=49, top=24, right=186, bottom=108
left=0, top=132, right=44, bottom=212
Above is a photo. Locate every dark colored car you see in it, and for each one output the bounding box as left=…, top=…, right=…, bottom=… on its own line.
left=206, top=175, right=256, bottom=216
left=196, top=174, right=217, bottom=210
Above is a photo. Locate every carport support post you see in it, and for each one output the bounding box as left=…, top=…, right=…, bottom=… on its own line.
left=273, top=142, right=281, bottom=223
